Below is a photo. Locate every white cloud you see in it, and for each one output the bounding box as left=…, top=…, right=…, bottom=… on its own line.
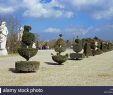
left=0, top=0, right=22, bottom=14
left=44, top=27, right=60, bottom=33
left=63, top=0, right=113, bottom=19
left=0, top=6, right=14, bottom=14
left=92, top=7, right=113, bottom=19
left=22, top=0, right=74, bottom=18
left=44, top=26, right=90, bottom=36
left=43, top=24, right=113, bottom=40
left=1, top=0, right=113, bottom=19
left=64, top=27, right=87, bottom=36
left=0, top=0, right=74, bottom=18
left=72, top=0, right=100, bottom=6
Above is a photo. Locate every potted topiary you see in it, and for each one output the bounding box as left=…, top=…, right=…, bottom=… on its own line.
left=100, top=41, right=108, bottom=52
left=15, top=25, right=40, bottom=72
left=83, top=42, right=92, bottom=58
left=51, top=34, right=68, bottom=65
left=93, top=39, right=103, bottom=55
left=70, top=36, right=84, bottom=60
left=90, top=39, right=97, bottom=56
left=107, top=42, right=113, bottom=51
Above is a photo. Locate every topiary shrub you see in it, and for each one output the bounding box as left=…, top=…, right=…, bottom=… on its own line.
left=90, top=40, right=96, bottom=56
left=18, top=48, right=38, bottom=61
left=51, top=34, right=68, bottom=65
left=70, top=36, right=84, bottom=60
left=73, top=43, right=82, bottom=53
left=52, top=55, right=68, bottom=65
left=94, top=41, right=102, bottom=54
left=15, top=25, right=40, bottom=72
left=100, top=42, right=108, bottom=52
left=107, top=42, right=113, bottom=51
left=15, top=61, right=40, bottom=72
left=84, top=42, right=92, bottom=57
left=22, top=32, right=35, bottom=47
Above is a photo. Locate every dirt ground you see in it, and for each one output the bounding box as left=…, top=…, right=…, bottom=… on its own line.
left=0, top=49, right=113, bottom=86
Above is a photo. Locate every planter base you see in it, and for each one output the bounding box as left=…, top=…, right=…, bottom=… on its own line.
left=15, top=61, right=40, bottom=72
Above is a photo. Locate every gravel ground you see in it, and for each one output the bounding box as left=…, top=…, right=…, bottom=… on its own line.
left=0, top=49, right=113, bottom=86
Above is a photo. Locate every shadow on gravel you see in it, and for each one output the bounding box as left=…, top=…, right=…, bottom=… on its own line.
left=8, top=68, right=17, bottom=73
left=8, top=68, right=36, bottom=73
left=68, top=58, right=82, bottom=61
left=45, top=62, right=64, bottom=65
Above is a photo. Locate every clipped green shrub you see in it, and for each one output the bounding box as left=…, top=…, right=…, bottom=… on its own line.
left=18, top=48, right=38, bottom=61
left=70, top=37, right=84, bottom=60
left=100, top=42, right=108, bottom=52
left=74, top=37, right=83, bottom=53
left=94, top=41, right=103, bottom=55
left=89, top=40, right=97, bottom=56
left=15, top=61, right=40, bottom=72
left=54, top=45, right=66, bottom=54
left=54, top=34, right=66, bottom=55
left=15, top=25, right=39, bottom=72
left=22, top=32, right=35, bottom=46
left=84, top=42, right=92, bottom=57
left=95, top=49, right=103, bottom=55
left=55, top=38, right=65, bottom=46
left=73, top=43, right=82, bottom=53
left=107, top=43, right=113, bottom=51
left=90, top=42, right=96, bottom=50
left=75, top=38, right=81, bottom=44
left=23, top=25, right=32, bottom=33
left=52, top=54, right=68, bottom=65
left=52, top=34, right=68, bottom=65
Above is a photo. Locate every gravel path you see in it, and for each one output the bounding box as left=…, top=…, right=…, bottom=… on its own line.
left=0, top=49, right=113, bottom=86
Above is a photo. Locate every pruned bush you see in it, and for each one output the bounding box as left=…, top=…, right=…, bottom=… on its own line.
left=95, top=49, right=103, bottom=55
left=23, top=25, right=31, bottom=33
left=15, top=61, right=40, bottom=72
left=54, top=45, right=66, bottom=54
left=84, top=42, right=92, bottom=57
left=70, top=37, right=84, bottom=60
left=55, top=38, right=65, bottom=46
left=52, top=54, right=68, bottom=65
left=52, top=34, right=68, bottom=65
left=15, top=25, right=39, bottom=72
left=18, top=25, right=38, bottom=60
left=22, top=32, right=35, bottom=47
left=107, top=43, right=113, bottom=51
left=73, top=43, right=82, bottom=53
left=18, top=48, right=38, bottom=61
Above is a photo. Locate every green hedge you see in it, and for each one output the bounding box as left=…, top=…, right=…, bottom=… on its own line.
left=52, top=54, right=68, bottom=65
left=15, top=61, right=40, bottom=72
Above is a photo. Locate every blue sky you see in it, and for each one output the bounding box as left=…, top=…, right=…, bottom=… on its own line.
left=0, top=0, right=113, bottom=40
